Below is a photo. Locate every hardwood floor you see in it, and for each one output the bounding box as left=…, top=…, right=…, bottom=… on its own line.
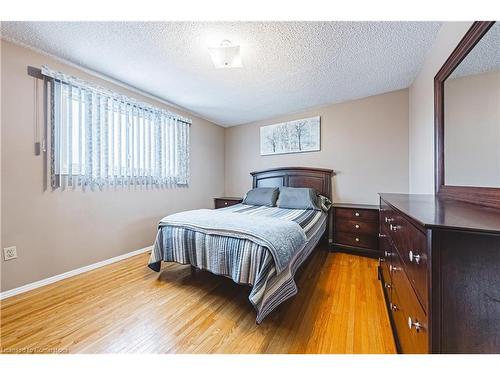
left=0, top=247, right=396, bottom=354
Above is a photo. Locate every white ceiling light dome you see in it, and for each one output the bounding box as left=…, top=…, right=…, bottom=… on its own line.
left=208, top=40, right=243, bottom=69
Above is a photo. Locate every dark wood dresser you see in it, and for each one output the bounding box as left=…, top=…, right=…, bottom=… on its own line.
left=379, top=193, right=500, bottom=354
left=214, top=197, right=243, bottom=209
left=332, top=203, right=380, bottom=257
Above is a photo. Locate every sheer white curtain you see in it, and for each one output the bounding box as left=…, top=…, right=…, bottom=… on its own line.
left=43, top=66, right=190, bottom=190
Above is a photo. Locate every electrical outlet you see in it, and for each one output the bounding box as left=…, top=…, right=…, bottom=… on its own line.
left=3, top=246, right=17, bottom=261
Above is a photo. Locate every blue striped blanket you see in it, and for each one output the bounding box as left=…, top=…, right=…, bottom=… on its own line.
left=155, top=208, right=307, bottom=273
left=148, top=204, right=327, bottom=323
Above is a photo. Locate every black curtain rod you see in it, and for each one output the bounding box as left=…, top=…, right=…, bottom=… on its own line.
left=27, top=66, right=192, bottom=126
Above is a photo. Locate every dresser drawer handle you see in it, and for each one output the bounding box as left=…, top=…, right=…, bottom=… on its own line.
left=355, top=237, right=360, bottom=242
left=409, top=250, right=421, bottom=264
left=384, top=283, right=391, bottom=289
left=385, top=217, right=394, bottom=223
left=355, top=212, right=360, bottom=217
left=379, top=233, right=386, bottom=238
left=390, top=224, right=399, bottom=231
left=355, top=224, right=360, bottom=229
left=389, top=265, right=399, bottom=272
left=390, top=303, right=398, bottom=311
left=384, top=250, right=392, bottom=258
left=408, top=317, right=423, bottom=333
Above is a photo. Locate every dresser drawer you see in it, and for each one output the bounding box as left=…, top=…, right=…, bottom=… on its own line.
left=385, top=211, right=409, bottom=253
left=380, top=200, right=396, bottom=235
left=334, top=231, right=378, bottom=249
left=336, top=219, right=378, bottom=236
left=397, top=222, right=428, bottom=311
left=390, top=215, right=428, bottom=311
left=390, top=253, right=428, bottom=354
left=380, top=259, right=392, bottom=300
left=379, top=235, right=394, bottom=303
left=380, top=200, right=428, bottom=311
left=335, top=207, right=378, bottom=222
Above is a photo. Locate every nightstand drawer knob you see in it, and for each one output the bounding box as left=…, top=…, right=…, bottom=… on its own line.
left=355, top=224, right=360, bottom=229
left=355, top=212, right=360, bottom=217
left=355, top=237, right=360, bottom=242
left=224, top=202, right=228, bottom=205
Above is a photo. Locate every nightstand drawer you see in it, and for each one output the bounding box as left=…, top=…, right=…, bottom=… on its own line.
left=334, top=231, right=378, bottom=249
left=335, top=207, right=378, bottom=222
left=336, top=219, right=378, bottom=236
left=214, top=197, right=243, bottom=209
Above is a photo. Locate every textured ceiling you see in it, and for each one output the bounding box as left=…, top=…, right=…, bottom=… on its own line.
left=450, top=22, right=499, bottom=79
left=1, top=21, right=442, bottom=126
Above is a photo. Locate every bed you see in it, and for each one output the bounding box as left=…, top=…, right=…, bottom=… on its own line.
left=148, top=167, right=334, bottom=323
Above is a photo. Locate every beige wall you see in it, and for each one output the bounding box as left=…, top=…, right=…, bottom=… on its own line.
left=445, top=70, right=500, bottom=187
left=224, top=89, right=409, bottom=205
left=408, top=22, right=473, bottom=194
left=1, top=40, right=225, bottom=292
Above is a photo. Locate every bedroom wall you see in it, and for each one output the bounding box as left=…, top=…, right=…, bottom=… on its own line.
left=224, top=89, right=409, bottom=204
left=0, top=40, right=225, bottom=292
left=408, top=22, right=473, bottom=194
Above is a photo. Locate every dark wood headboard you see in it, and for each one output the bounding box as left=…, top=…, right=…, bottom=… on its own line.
left=251, top=167, right=335, bottom=243
left=251, top=167, right=334, bottom=199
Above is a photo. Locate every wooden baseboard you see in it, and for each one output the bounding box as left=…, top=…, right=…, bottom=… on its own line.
left=0, top=245, right=152, bottom=300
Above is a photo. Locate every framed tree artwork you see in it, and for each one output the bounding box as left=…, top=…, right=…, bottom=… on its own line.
left=260, top=116, right=321, bottom=156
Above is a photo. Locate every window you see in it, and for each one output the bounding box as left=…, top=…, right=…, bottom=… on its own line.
left=45, top=66, right=190, bottom=189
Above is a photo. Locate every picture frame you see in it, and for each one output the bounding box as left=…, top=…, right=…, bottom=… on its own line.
left=260, top=116, right=321, bottom=156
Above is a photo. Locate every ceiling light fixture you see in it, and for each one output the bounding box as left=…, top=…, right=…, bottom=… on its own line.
left=208, top=40, right=243, bottom=69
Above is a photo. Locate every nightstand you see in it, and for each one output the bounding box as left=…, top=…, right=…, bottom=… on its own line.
left=214, top=197, right=243, bottom=209
left=332, top=203, right=380, bottom=258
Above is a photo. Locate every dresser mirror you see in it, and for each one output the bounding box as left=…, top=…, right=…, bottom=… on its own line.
left=435, top=21, right=500, bottom=208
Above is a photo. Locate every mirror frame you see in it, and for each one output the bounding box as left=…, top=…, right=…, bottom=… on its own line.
left=434, top=21, right=500, bottom=209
